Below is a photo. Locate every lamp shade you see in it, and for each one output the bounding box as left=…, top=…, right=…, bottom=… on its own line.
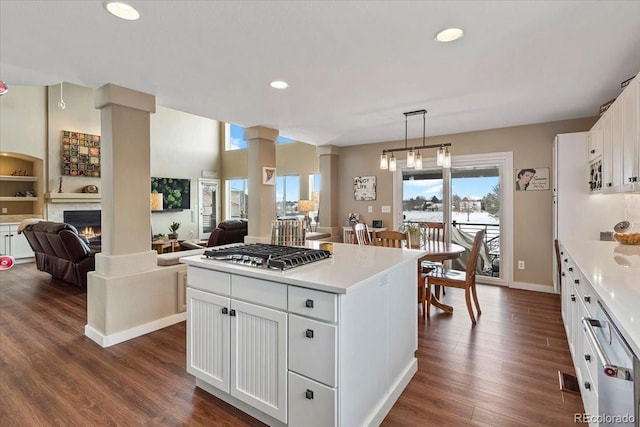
left=298, top=199, right=315, bottom=213
left=150, top=193, right=163, bottom=210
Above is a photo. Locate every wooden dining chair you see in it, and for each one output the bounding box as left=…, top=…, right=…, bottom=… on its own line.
left=372, top=230, right=411, bottom=249
left=422, top=229, right=485, bottom=324
left=419, top=222, right=447, bottom=296
left=352, top=223, right=371, bottom=245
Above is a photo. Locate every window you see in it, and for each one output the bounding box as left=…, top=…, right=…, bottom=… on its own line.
left=225, top=123, right=295, bottom=151
left=226, top=178, right=248, bottom=219
left=275, top=175, right=300, bottom=217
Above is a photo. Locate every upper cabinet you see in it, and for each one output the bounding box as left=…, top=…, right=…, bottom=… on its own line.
left=589, top=72, right=639, bottom=193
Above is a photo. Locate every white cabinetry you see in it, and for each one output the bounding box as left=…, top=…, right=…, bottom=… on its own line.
left=591, top=72, right=640, bottom=193
left=0, top=223, right=34, bottom=262
left=187, top=269, right=288, bottom=423
left=560, top=245, right=599, bottom=426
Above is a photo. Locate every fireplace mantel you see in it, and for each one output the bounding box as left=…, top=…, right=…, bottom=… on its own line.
left=45, top=193, right=102, bottom=203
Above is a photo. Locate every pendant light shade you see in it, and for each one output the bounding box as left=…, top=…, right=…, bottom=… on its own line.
left=436, top=146, right=445, bottom=166
left=406, top=149, right=415, bottom=167
left=380, top=153, right=388, bottom=170
left=415, top=152, right=423, bottom=170
left=389, top=155, right=397, bottom=172
left=442, top=148, right=452, bottom=168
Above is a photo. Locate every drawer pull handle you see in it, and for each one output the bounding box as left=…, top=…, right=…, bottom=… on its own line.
left=584, top=381, right=591, bottom=390
left=305, top=299, right=314, bottom=308
left=584, top=296, right=591, bottom=303
left=230, top=309, right=236, bottom=317
left=221, top=307, right=228, bottom=315
left=305, top=389, right=314, bottom=399
left=564, top=258, right=568, bottom=263
left=561, top=272, right=565, bottom=277
left=574, top=279, right=579, bottom=284
left=305, top=329, right=314, bottom=339
left=571, top=294, right=576, bottom=302
left=590, top=149, right=595, bottom=154
left=585, top=354, right=591, bottom=363
left=568, top=267, right=573, bottom=272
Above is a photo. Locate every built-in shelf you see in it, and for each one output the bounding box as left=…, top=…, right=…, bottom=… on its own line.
left=0, top=197, right=38, bottom=202
left=45, top=193, right=102, bottom=203
left=0, top=175, right=38, bottom=182
left=152, top=209, right=185, bottom=213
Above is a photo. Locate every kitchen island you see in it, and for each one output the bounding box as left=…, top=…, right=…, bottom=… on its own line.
left=180, top=243, right=426, bottom=427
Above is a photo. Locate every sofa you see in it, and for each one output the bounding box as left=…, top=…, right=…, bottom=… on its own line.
left=21, top=221, right=96, bottom=289
left=206, top=219, right=248, bottom=246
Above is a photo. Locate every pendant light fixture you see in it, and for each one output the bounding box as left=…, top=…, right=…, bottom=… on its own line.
left=57, top=82, right=66, bottom=110
left=379, top=109, right=451, bottom=171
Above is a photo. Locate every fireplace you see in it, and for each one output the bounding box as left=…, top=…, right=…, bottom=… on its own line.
left=64, top=210, right=101, bottom=246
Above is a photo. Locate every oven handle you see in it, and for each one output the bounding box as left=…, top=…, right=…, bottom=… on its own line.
left=582, top=317, right=633, bottom=381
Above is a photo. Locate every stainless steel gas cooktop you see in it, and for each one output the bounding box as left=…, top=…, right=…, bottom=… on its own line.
left=203, top=244, right=331, bottom=271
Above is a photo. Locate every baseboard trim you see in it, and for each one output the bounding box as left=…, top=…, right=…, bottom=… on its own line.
left=367, top=358, right=418, bottom=426
left=510, top=281, right=557, bottom=294
left=85, top=312, right=186, bottom=348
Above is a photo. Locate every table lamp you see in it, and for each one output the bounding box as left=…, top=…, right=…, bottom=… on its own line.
left=297, top=199, right=315, bottom=231
left=150, top=193, right=163, bottom=211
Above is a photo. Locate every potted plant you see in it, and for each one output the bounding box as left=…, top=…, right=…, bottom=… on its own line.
left=399, top=222, right=422, bottom=249
left=168, top=221, right=181, bottom=240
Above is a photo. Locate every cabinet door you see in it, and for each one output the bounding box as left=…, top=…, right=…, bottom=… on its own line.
left=587, top=124, right=603, bottom=162
left=621, top=79, right=639, bottom=188
left=186, top=288, right=230, bottom=392
left=610, top=100, right=624, bottom=189
left=230, top=299, right=288, bottom=423
left=0, top=227, right=10, bottom=255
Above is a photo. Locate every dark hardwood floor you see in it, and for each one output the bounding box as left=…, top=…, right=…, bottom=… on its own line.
left=0, top=264, right=583, bottom=426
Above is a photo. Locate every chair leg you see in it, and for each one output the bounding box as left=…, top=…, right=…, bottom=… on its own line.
left=426, top=282, right=431, bottom=319
left=464, top=287, right=477, bottom=325
left=471, top=282, right=481, bottom=315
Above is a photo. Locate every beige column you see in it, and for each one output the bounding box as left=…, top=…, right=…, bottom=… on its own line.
left=317, top=145, right=341, bottom=237
left=245, top=126, right=278, bottom=241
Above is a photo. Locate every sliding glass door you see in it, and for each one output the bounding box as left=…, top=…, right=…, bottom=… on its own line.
left=394, top=152, right=513, bottom=285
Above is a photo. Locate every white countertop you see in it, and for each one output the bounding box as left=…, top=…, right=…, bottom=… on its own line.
left=180, top=242, right=426, bottom=294
left=562, top=238, right=640, bottom=354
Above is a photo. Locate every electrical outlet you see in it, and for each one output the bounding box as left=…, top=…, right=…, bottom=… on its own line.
left=381, top=206, right=391, bottom=213
left=368, top=206, right=373, bottom=213
left=1, top=208, right=7, bottom=214
left=518, top=260, right=525, bottom=270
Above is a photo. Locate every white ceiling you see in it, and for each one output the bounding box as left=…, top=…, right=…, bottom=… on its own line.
left=1, top=1, right=640, bottom=147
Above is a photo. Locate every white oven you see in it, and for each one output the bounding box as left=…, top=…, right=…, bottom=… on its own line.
left=582, top=302, right=638, bottom=426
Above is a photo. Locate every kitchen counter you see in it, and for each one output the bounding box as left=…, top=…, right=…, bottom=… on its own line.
left=180, top=242, right=426, bottom=294
left=562, top=238, right=640, bottom=355
left=181, top=242, right=426, bottom=426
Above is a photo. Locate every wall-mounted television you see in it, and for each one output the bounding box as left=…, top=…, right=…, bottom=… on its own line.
left=151, top=177, right=191, bottom=210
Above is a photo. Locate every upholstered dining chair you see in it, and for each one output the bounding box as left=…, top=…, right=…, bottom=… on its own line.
left=422, top=229, right=485, bottom=324
left=372, top=230, right=411, bottom=249
left=352, top=223, right=371, bottom=245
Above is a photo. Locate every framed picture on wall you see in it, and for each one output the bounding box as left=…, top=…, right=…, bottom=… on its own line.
left=515, top=167, right=549, bottom=191
left=61, top=130, right=101, bottom=177
left=354, top=176, right=376, bottom=200
left=263, top=167, right=276, bottom=185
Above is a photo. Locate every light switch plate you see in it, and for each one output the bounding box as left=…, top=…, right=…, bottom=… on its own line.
left=368, top=206, right=373, bottom=213
left=381, top=206, right=391, bottom=213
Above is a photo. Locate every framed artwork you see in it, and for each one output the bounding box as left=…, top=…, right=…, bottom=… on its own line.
left=515, top=167, right=549, bottom=191
left=354, top=176, right=376, bottom=200
left=262, top=167, right=276, bottom=185
left=61, top=130, right=101, bottom=177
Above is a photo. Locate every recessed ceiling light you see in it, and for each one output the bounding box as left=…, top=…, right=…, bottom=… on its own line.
left=435, top=27, right=464, bottom=43
left=270, top=81, right=289, bottom=89
left=104, top=1, right=140, bottom=21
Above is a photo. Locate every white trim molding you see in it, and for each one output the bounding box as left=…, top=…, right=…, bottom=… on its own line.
left=84, top=312, right=186, bottom=348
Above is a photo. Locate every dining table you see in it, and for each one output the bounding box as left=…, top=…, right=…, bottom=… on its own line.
left=417, top=241, right=466, bottom=315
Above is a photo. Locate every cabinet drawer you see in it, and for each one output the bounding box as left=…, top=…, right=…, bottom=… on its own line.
left=188, top=267, right=230, bottom=295
left=582, top=326, right=598, bottom=388
left=288, top=371, right=336, bottom=427
left=231, top=275, right=287, bottom=310
left=288, top=286, right=337, bottom=322
left=289, top=314, right=337, bottom=387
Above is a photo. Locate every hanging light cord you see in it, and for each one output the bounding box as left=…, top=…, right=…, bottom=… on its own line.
left=58, top=82, right=66, bottom=110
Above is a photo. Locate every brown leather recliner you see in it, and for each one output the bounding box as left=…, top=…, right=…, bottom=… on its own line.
left=21, top=221, right=96, bottom=289
left=207, top=219, right=248, bottom=246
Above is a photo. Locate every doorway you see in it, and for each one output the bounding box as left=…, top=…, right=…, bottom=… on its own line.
left=198, top=179, right=220, bottom=240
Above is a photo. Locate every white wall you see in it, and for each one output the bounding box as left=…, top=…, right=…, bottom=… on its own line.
left=150, top=106, right=221, bottom=239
